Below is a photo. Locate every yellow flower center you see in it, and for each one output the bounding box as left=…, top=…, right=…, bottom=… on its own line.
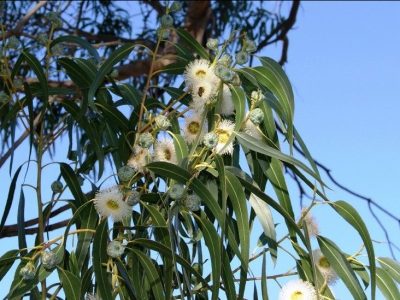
left=188, top=121, right=200, bottom=135
left=215, top=129, right=230, bottom=144
left=195, top=70, right=207, bottom=78
left=319, top=256, right=330, bottom=269
left=106, top=199, right=120, bottom=211
left=291, top=291, right=304, bottom=300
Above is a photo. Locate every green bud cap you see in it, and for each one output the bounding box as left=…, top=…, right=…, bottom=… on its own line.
left=51, top=181, right=63, bottom=193
left=118, top=165, right=136, bottom=182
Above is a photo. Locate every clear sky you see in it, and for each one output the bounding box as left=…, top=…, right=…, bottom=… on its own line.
left=1, top=1, right=400, bottom=299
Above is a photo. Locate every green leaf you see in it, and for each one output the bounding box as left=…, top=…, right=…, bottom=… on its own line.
left=168, top=131, right=189, bottom=164
left=58, top=57, right=92, bottom=88
left=0, top=165, right=23, bottom=235
left=147, top=161, right=245, bottom=264
left=58, top=267, right=81, bottom=300
left=378, top=257, right=400, bottom=284
left=225, top=171, right=249, bottom=298
left=330, top=200, right=376, bottom=300
left=193, top=212, right=221, bottom=300
left=60, top=163, right=87, bottom=207
left=236, top=132, right=321, bottom=183
left=258, top=56, right=294, bottom=149
left=96, top=102, right=130, bottom=132
left=21, top=51, right=48, bottom=107
left=87, top=44, right=137, bottom=109
left=76, top=204, right=98, bottom=269
left=128, top=248, right=165, bottom=300
left=93, top=219, right=112, bottom=300
left=317, top=236, right=366, bottom=300
left=17, top=189, right=26, bottom=254
left=176, top=28, right=209, bottom=59
left=249, top=193, right=277, bottom=262
left=230, top=86, right=245, bottom=131
left=62, top=101, right=105, bottom=178
left=51, top=35, right=100, bottom=61
left=226, top=166, right=306, bottom=244
left=376, top=267, right=400, bottom=300
left=261, top=253, right=269, bottom=300
left=0, top=250, right=19, bottom=281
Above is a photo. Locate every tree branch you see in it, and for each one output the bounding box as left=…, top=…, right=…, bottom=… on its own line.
left=1, top=1, right=47, bottom=41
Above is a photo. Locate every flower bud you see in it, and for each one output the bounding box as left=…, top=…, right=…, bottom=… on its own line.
left=118, top=165, right=136, bottom=182
left=41, top=251, right=58, bottom=270
left=203, top=132, right=218, bottom=149
left=218, top=54, right=232, bottom=66
left=51, top=180, right=63, bottom=193
left=7, top=36, right=20, bottom=49
left=125, top=190, right=140, bottom=206
left=20, top=262, right=36, bottom=280
left=107, top=240, right=125, bottom=258
left=206, top=38, right=218, bottom=50
left=184, top=194, right=201, bottom=211
left=154, top=115, right=171, bottom=130
left=46, top=12, right=63, bottom=28
left=235, top=51, right=249, bottom=65
left=110, top=69, right=119, bottom=78
left=138, top=132, right=154, bottom=148
left=249, top=108, right=264, bottom=125
left=244, top=39, right=257, bottom=53
left=160, top=14, right=174, bottom=28
left=170, top=1, right=183, bottom=12
left=169, top=183, right=185, bottom=199
left=251, top=90, right=265, bottom=104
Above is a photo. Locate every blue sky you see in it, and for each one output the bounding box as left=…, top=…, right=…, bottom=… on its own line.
left=1, top=1, right=400, bottom=299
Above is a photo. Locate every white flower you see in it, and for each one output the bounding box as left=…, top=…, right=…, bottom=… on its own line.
left=244, top=118, right=263, bottom=140
left=215, top=119, right=235, bottom=155
left=93, top=186, right=131, bottom=222
left=127, top=146, right=150, bottom=173
left=312, top=249, right=338, bottom=284
left=216, top=84, right=234, bottom=116
left=154, top=138, right=177, bottom=164
left=300, top=208, right=319, bottom=237
left=191, top=80, right=218, bottom=103
left=184, top=59, right=219, bottom=88
left=279, top=279, right=317, bottom=300
left=183, top=112, right=206, bottom=143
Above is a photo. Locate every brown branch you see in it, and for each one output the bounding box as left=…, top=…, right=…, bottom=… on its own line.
left=185, top=1, right=212, bottom=43
left=142, top=0, right=166, bottom=15
left=0, top=219, right=70, bottom=238
left=1, top=1, right=47, bottom=41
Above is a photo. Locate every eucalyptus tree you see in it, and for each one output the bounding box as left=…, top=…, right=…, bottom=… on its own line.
left=0, top=1, right=399, bottom=299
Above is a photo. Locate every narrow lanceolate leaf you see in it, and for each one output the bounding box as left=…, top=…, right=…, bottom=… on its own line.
left=57, top=267, right=81, bottom=300
left=0, top=165, right=23, bottom=235
left=330, top=200, right=376, bottom=300
left=226, top=166, right=306, bottom=244
left=378, top=257, right=400, bottom=283
left=87, top=43, right=138, bottom=107
left=249, top=193, right=277, bottom=261
left=146, top=162, right=245, bottom=264
left=0, top=250, right=19, bottom=281
left=21, top=51, right=48, bottom=106
left=93, top=220, right=112, bottom=300
left=76, top=204, right=98, bottom=269
left=317, top=236, right=366, bottom=300
left=236, top=132, right=322, bottom=185
left=17, top=189, right=27, bottom=254
left=60, top=163, right=87, bottom=207
left=96, top=102, right=130, bottom=132
left=168, top=131, right=189, bottom=164
left=230, top=85, right=245, bottom=131
left=259, top=56, right=294, bottom=149
left=50, top=35, right=100, bottom=61
left=128, top=248, right=165, bottom=300
left=261, top=253, right=269, bottom=300
left=176, top=28, right=209, bottom=59
left=225, top=171, right=249, bottom=299
left=193, top=212, right=221, bottom=300
left=375, top=267, right=400, bottom=299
